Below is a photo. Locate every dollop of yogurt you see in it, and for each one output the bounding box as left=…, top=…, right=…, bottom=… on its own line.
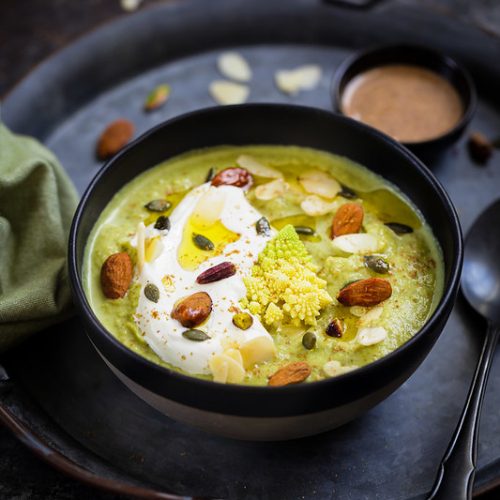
left=133, top=183, right=274, bottom=375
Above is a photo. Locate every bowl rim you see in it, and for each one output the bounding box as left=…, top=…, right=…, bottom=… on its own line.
left=331, top=43, right=477, bottom=148
left=68, top=103, right=463, bottom=410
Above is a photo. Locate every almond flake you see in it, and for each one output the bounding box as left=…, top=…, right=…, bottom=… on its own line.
left=359, top=305, right=384, bottom=326
left=275, top=65, right=322, bottom=95
left=209, top=80, right=249, bottom=105
left=331, top=233, right=380, bottom=254
left=191, top=188, right=226, bottom=227
left=299, top=169, right=341, bottom=199
left=217, top=52, right=252, bottom=82
left=240, top=336, right=276, bottom=369
left=136, top=222, right=146, bottom=272
left=209, top=349, right=245, bottom=383
left=121, top=0, right=142, bottom=12
left=254, top=178, right=289, bottom=201
left=300, top=195, right=336, bottom=216
left=357, top=326, right=388, bottom=346
left=350, top=306, right=368, bottom=317
left=145, top=236, right=163, bottom=263
left=323, top=360, right=357, bottom=377
left=236, top=155, right=283, bottom=179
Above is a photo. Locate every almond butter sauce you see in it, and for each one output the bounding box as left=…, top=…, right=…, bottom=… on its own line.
left=341, top=65, right=464, bottom=143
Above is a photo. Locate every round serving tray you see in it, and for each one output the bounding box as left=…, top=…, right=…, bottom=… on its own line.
left=2, top=0, right=500, bottom=498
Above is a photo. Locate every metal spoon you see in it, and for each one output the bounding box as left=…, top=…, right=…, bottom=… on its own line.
left=428, top=199, right=500, bottom=499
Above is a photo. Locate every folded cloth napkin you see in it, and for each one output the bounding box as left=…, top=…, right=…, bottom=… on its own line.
left=0, top=123, right=79, bottom=351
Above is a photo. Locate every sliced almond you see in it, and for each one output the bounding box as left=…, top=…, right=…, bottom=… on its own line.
left=357, top=326, right=388, bottom=346
left=299, top=169, right=341, bottom=199
left=121, top=0, right=142, bottom=11
left=136, top=222, right=146, bottom=272
left=240, top=336, right=276, bottom=369
left=254, top=178, right=288, bottom=201
left=226, top=356, right=245, bottom=383
left=209, top=355, right=229, bottom=383
left=323, top=360, right=357, bottom=377
left=209, top=80, right=249, bottom=105
left=217, top=52, right=252, bottom=82
left=359, top=305, right=384, bottom=326
left=191, top=188, right=226, bottom=227
left=275, top=65, right=322, bottom=95
left=145, top=236, right=163, bottom=263
left=209, top=350, right=245, bottom=384
left=300, top=195, right=336, bottom=216
left=225, top=348, right=244, bottom=366
left=350, top=306, right=368, bottom=317
left=236, top=155, right=283, bottom=179
left=331, top=233, right=380, bottom=254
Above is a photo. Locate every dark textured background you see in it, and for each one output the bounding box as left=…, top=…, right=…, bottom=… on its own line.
left=0, top=0, right=499, bottom=498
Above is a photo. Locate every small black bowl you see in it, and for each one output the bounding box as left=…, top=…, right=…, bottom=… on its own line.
left=332, top=44, right=477, bottom=165
left=68, top=104, right=463, bottom=441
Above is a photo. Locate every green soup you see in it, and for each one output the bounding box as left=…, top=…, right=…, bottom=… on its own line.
left=84, top=145, right=443, bottom=385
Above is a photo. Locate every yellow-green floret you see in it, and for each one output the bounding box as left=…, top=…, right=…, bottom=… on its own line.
left=242, top=225, right=332, bottom=326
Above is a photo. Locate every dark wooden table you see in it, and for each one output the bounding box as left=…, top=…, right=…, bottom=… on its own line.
left=0, top=0, right=498, bottom=498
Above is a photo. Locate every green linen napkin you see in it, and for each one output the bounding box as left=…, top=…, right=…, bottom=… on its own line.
left=0, top=123, right=79, bottom=351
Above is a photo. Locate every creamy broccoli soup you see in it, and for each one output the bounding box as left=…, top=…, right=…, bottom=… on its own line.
left=84, top=146, right=443, bottom=386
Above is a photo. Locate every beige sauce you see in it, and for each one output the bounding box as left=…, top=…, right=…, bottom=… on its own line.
left=341, top=64, right=463, bottom=143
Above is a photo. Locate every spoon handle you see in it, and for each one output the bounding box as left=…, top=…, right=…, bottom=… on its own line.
left=427, top=323, right=500, bottom=500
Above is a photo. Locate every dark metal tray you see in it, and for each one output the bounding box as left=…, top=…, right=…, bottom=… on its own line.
left=1, top=0, right=500, bottom=498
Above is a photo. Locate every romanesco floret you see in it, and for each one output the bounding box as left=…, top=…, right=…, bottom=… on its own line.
left=258, top=223, right=311, bottom=264
left=242, top=225, right=332, bottom=326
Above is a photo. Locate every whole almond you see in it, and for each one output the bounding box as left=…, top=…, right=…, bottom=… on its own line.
left=268, top=361, right=311, bottom=387
left=100, top=252, right=133, bottom=299
left=96, top=119, right=134, bottom=160
left=211, top=167, right=253, bottom=189
left=331, top=203, right=364, bottom=238
left=171, top=291, right=212, bottom=328
left=337, top=277, right=392, bottom=307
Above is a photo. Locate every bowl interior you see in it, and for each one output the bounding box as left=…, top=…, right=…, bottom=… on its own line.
left=70, top=104, right=462, bottom=417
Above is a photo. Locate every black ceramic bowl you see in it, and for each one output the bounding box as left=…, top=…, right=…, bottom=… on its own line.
left=332, top=44, right=476, bottom=164
left=69, top=104, right=462, bottom=441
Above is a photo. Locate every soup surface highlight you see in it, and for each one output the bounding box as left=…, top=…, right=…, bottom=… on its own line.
left=341, top=64, right=464, bottom=143
left=84, top=145, right=443, bottom=386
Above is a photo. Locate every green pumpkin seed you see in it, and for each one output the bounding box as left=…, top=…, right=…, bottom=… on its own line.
left=205, top=167, right=215, bottom=182
left=339, top=185, right=357, bottom=199
left=144, top=283, right=160, bottom=303
left=364, top=255, right=390, bottom=274
left=256, top=217, right=271, bottom=236
left=154, top=215, right=171, bottom=231
left=182, top=329, right=210, bottom=341
left=145, top=199, right=171, bottom=212
left=232, top=312, right=253, bottom=330
left=385, top=222, right=413, bottom=235
left=192, top=233, right=214, bottom=251
left=302, top=331, right=317, bottom=350
left=294, top=225, right=315, bottom=236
